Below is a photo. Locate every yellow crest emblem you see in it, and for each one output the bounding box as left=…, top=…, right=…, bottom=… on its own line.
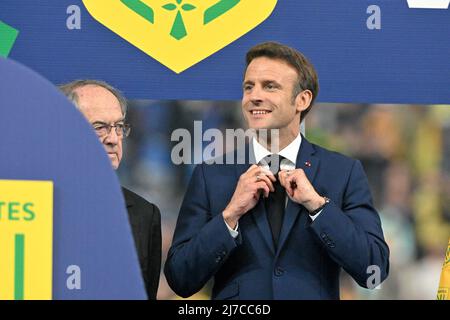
left=82, top=0, right=278, bottom=73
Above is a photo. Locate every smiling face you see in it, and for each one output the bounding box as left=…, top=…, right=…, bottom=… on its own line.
left=242, top=57, right=311, bottom=147
left=74, top=85, right=125, bottom=170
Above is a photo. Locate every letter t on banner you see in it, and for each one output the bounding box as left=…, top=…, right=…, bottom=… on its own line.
left=0, top=180, right=53, bottom=300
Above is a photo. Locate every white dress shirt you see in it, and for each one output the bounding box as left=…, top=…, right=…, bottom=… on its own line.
left=225, top=133, right=322, bottom=238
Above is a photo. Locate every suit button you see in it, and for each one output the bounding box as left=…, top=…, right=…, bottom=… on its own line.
left=328, top=242, right=336, bottom=248
left=215, top=256, right=222, bottom=263
left=274, top=267, right=284, bottom=277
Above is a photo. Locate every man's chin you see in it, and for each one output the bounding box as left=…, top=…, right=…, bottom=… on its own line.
left=108, top=154, right=120, bottom=170
left=248, top=123, right=279, bottom=132
left=247, top=121, right=270, bottom=130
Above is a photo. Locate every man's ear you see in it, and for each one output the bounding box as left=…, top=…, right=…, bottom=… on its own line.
left=294, top=90, right=313, bottom=113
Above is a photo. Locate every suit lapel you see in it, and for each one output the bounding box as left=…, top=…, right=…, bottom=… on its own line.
left=121, top=187, right=145, bottom=260
left=277, top=136, right=319, bottom=253
left=252, top=199, right=276, bottom=255
left=122, top=187, right=139, bottom=236
left=235, top=143, right=276, bottom=255
left=122, top=187, right=135, bottom=209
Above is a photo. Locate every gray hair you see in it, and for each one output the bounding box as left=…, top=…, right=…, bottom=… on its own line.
left=58, top=79, right=127, bottom=116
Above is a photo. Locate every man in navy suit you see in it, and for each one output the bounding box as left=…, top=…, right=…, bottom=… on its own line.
left=164, top=42, right=389, bottom=299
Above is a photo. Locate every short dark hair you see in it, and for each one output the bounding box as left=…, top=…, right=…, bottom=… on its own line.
left=245, top=42, right=319, bottom=122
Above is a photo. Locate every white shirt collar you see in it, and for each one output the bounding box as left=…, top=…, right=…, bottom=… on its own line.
left=252, top=133, right=302, bottom=166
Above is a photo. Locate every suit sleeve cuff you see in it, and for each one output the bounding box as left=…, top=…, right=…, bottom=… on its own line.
left=309, top=209, right=323, bottom=221
left=224, top=219, right=239, bottom=238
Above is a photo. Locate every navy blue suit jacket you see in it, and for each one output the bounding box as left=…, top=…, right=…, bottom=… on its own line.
left=165, top=136, right=389, bottom=299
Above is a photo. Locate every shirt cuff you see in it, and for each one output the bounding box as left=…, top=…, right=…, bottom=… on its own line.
left=224, top=219, right=239, bottom=238
left=309, top=209, right=323, bottom=222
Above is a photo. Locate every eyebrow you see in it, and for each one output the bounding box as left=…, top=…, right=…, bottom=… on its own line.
left=262, top=80, right=281, bottom=87
left=242, top=80, right=254, bottom=87
left=242, top=79, right=281, bottom=88
left=91, top=119, right=125, bottom=125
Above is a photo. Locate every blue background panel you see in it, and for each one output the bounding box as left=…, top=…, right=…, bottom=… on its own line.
left=0, top=57, right=147, bottom=299
left=1, top=0, right=449, bottom=103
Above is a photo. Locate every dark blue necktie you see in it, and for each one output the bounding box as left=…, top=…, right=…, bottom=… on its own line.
left=264, top=154, right=286, bottom=248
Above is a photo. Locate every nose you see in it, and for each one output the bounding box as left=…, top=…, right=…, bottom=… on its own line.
left=103, top=127, right=120, bottom=146
left=246, top=85, right=263, bottom=106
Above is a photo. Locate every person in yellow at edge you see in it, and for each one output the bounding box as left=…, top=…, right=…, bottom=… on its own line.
left=437, top=238, right=450, bottom=300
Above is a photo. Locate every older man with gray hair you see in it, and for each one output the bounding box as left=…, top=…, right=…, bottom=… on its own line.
left=59, top=80, right=161, bottom=299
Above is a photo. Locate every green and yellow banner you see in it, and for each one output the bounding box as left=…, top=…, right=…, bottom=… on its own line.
left=437, top=238, right=450, bottom=300
left=0, top=20, right=19, bottom=57
left=0, top=180, right=53, bottom=300
left=82, top=0, right=277, bottom=73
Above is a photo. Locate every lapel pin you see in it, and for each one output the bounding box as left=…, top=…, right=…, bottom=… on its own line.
left=305, top=161, right=311, bottom=167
